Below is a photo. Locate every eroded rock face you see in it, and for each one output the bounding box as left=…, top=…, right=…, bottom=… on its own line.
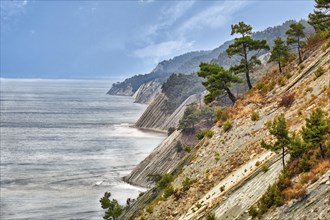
left=124, top=130, right=184, bottom=188
left=133, top=80, right=162, bottom=104
left=135, top=93, right=205, bottom=132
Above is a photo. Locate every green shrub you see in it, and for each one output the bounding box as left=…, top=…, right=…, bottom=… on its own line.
left=314, top=66, right=324, bottom=79
left=182, top=177, right=193, bottom=191
left=278, top=75, right=286, bottom=86
left=157, top=173, right=173, bottom=189
left=298, top=155, right=311, bottom=172
left=137, top=192, right=145, bottom=198
left=195, top=202, right=202, bottom=209
left=261, top=165, right=269, bottom=173
left=223, top=121, right=232, bottom=132
left=215, top=108, right=228, bottom=123
left=255, top=161, right=261, bottom=166
left=163, top=184, right=174, bottom=198
left=184, top=146, right=191, bottom=153
left=248, top=206, right=259, bottom=218
left=285, top=72, right=293, bottom=79
left=305, top=87, right=313, bottom=93
left=196, top=129, right=214, bottom=139
left=146, top=206, right=153, bottom=214
left=205, top=212, right=216, bottom=220
left=220, top=185, right=225, bottom=192
left=214, top=152, right=220, bottom=162
left=168, top=127, right=176, bottom=136
left=257, top=183, right=283, bottom=215
left=251, top=111, right=260, bottom=121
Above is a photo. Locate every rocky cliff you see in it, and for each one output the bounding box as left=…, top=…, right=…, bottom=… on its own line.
left=133, top=80, right=162, bottom=104
left=124, top=130, right=183, bottom=187
left=120, top=41, right=330, bottom=220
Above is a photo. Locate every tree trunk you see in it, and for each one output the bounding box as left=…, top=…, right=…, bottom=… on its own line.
left=282, top=146, right=285, bottom=169
left=297, top=37, right=302, bottom=63
left=320, top=143, right=325, bottom=158
left=225, top=88, right=237, bottom=104
left=278, top=61, right=282, bottom=73
left=243, top=45, right=252, bottom=89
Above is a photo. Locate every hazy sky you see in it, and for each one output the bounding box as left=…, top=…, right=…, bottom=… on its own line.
left=1, top=0, right=314, bottom=79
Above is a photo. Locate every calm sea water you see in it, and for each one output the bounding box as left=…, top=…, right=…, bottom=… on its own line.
left=0, top=79, right=165, bottom=220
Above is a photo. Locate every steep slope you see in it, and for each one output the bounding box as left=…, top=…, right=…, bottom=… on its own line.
left=135, top=74, right=205, bottom=132
left=121, top=41, right=329, bottom=220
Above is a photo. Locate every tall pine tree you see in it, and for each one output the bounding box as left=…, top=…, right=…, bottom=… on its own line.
left=226, top=22, right=269, bottom=90
left=308, top=0, right=330, bottom=33
left=268, top=37, right=290, bottom=73
left=286, top=22, right=306, bottom=64
left=261, top=114, right=291, bottom=169
left=197, top=63, right=242, bottom=104
left=301, top=108, right=330, bottom=158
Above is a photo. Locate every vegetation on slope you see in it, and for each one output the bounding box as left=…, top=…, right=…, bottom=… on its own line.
left=161, top=73, right=204, bottom=112
left=250, top=109, right=330, bottom=219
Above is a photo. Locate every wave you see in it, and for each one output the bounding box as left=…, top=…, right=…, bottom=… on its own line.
left=107, top=123, right=165, bottom=138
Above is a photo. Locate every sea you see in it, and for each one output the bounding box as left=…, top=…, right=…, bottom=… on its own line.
left=0, top=79, right=165, bottom=220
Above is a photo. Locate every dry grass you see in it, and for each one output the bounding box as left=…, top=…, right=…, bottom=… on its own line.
left=281, top=183, right=306, bottom=201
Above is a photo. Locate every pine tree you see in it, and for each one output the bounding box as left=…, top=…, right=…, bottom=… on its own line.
left=301, top=108, right=330, bottom=158
left=261, top=114, right=291, bottom=168
left=268, top=38, right=290, bottom=73
left=286, top=22, right=306, bottom=63
left=197, top=62, right=242, bottom=104
left=178, top=103, right=200, bottom=132
left=308, top=0, right=330, bottom=33
left=100, top=192, right=123, bottom=220
left=226, top=21, right=270, bottom=90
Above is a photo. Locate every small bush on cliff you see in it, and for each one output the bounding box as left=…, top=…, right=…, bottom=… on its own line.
left=215, top=107, right=229, bottom=123
left=184, top=145, right=191, bottom=153
left=205, top=212, right=216, bottom=220
left=223, top=120, right=233, bottom=132
left=168, top=127, right=176, bottom=136
left=196, top=129, right=215, bottom=139
left=182, top=177, right=194, bottom=191
left=157, top=173, right=173, bottom=189
left=251, top=111, right=260, bottom=121
left=163, top=184, right=174, bottom=198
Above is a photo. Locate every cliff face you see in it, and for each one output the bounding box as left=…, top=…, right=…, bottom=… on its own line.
left=124, top=130, right=184, bottom=187
left=135, top=92, right=205, bottom=132
left=120, top=43, right=329, bottom=219
left=107, top=84, right=134, bottom=96
left=133, top=80, right=162, bottom=104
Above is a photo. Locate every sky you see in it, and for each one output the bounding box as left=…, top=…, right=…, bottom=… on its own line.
left=1, top=0, right=315, bottom=80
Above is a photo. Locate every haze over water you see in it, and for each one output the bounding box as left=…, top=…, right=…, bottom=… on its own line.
left=0, top=79, right=165, bottom=220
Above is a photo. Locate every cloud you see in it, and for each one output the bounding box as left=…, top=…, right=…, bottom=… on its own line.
left=140, top=1, right=195, bottom=44
left=133, top=40, right=194, bottom=64
left=1, top=0, right=29, bottom=21
left=178, top=1, right=249, bottom=35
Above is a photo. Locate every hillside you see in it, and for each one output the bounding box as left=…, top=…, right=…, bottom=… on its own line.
left=119, top=37, right=330, bottom=220
left=107, top=20, right=313, bottom=104
left=134, top=73, right=205, bottom=132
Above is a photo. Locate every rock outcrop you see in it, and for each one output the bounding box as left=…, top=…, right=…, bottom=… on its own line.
left=135, top=92, right=205, bottom=132
left=133, top=80, right=162, bottom=104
